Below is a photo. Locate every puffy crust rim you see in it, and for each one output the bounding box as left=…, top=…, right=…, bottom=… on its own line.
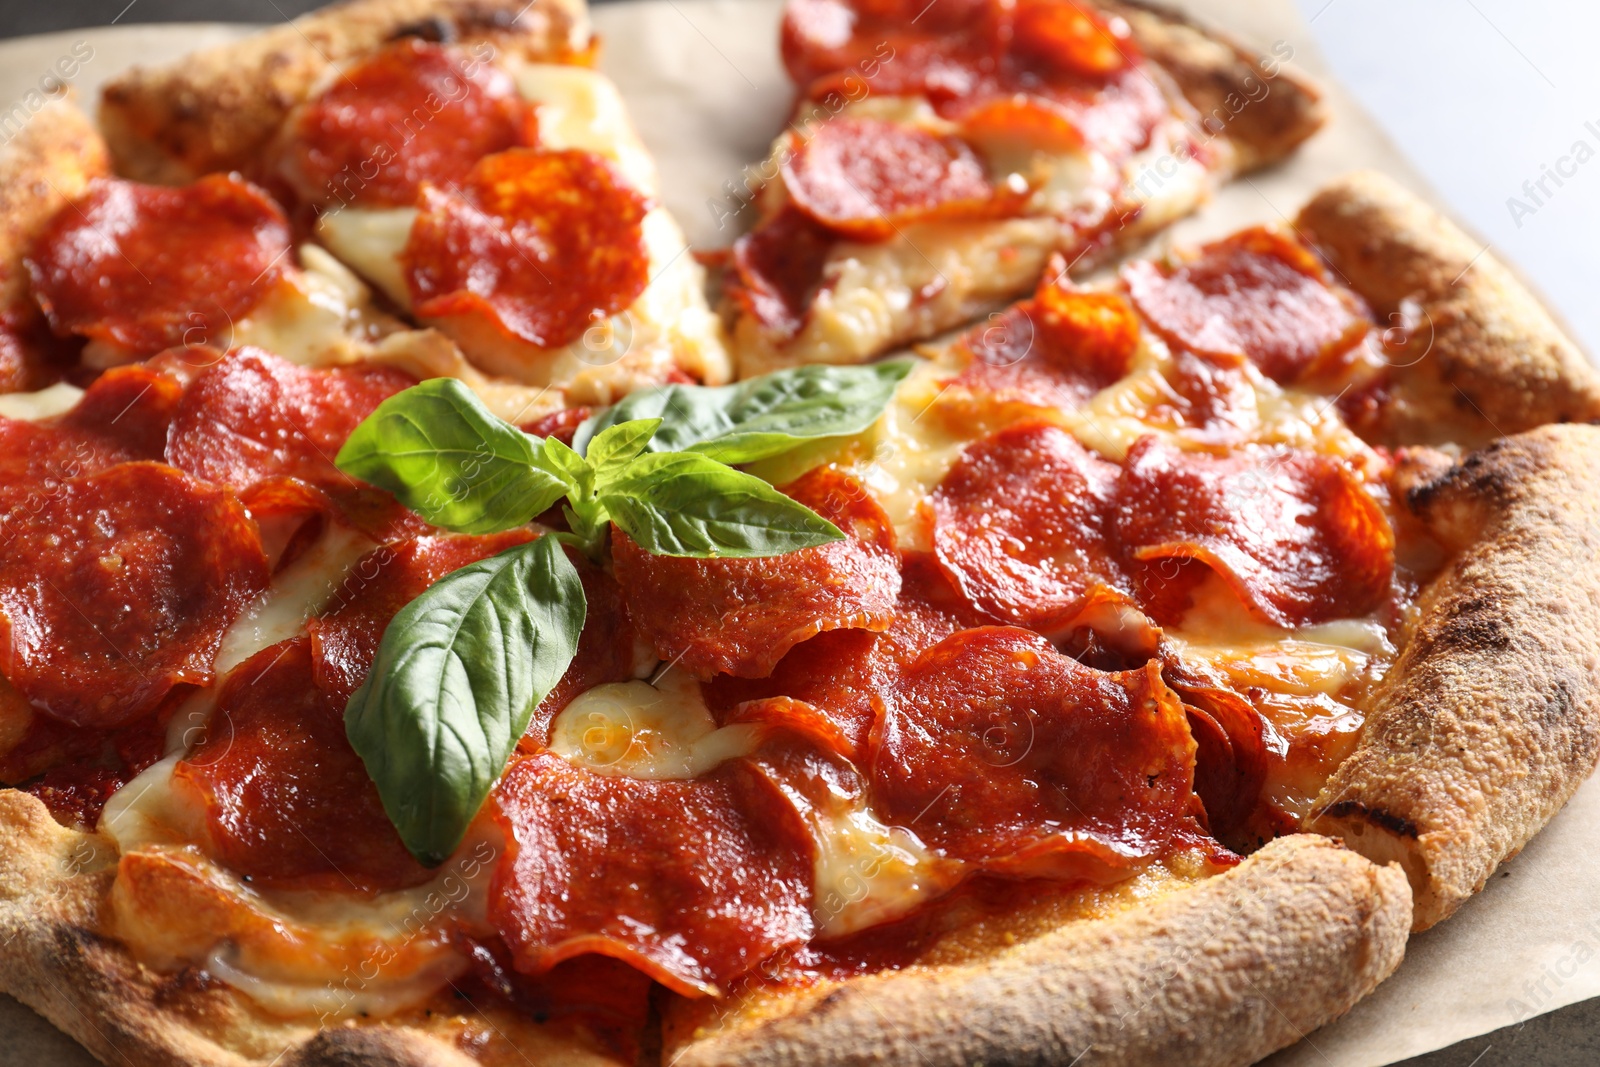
left=1309, top=423, right=1600, bottom=929
left=665, top=834, right=1411, bottom=1067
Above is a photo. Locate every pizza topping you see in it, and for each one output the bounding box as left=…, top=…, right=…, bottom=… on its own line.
left=164, top=347, right=419, bottom=538
left=1144, top=348, right=1258, bottom=445
left=706, top=551, right=989, bottom=762
left=932, top=421, right=1122, bottom=631
left=308, top=531, right=536, bottom=703
left=951, top=275, right=1141, bottom=411
left=781, top=0, right=1165, bottom=158
left=26, top=176, right=292, bottom=355
left=0, top=462, right=268, bottom=727
left=781, top=117, right=1008, bottom=241
left=1123, top=228, right=1371, bottom=384
left=281, top=39, right=538, bottom=209
left=612, top=466, right=900, bottom=678
left=1113, top=437, right=1394, bottom=628
left=489, top=751, right=814, bottom=996
left=403, top=148, right=652, bottom=350
left=726, top=203, right=836, bottom=334
left=873, top=626, right=1200, bottom=878
left=306, top=530, right=633, bottom=747
left=61, top=361, right=187, bottom=458
left=174, top=638, right=431, bottom=891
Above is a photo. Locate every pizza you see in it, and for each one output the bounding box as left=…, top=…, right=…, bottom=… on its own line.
left=722, top=0, right=1324, bottom=375
left=0, top=2, right=1598, bottom=1067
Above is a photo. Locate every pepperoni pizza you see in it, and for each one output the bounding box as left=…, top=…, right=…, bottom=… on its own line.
left=1, top=3, right=1600, bottom=1067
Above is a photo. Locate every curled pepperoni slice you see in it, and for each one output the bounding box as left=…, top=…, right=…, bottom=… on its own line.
left=704, top=552, right=989, bottom=762
left=874, top=626, right=1202, bottom=878
left=951, top=274, right=1140, bottom=411
left=1143, top=348, right=1258, bottom=446
left=164, top=346, right=419, bottom=538
left=612, top=467, right=901, bottom=679
left=782, top=0, right=1161, bottom=158
left=931, top=421, right=1123, bottom=632
left=1113, top=437, right=1394, bottom=627
left=781, top=117, right=1006, bottom=241
left=727, top=204, right=836, bottom=335
left=26, top=176, right=291, bottom=355
left=307, top=532, right=633, bottom=743
left=0, top=462, right=268, bottom=727
left=1123, top=228, right=1371, bottom=384
left=488, top=751, right=814, bottom=996
left=1011, top=0, right=1131, bottom=78
left=174, top=638, right=430, bottom=891
left=403, top=149, right=651, bottom=351
left=280, top=39, right=538, bottom=209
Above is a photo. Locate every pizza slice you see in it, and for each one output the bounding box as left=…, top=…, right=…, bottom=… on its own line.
left=97, top=0, right=728, bottom=410
left=723, top=0, right=1326, bottom=376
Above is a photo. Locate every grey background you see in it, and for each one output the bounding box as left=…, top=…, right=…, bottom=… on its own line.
left=0, top=1, right=1593, bottom=1065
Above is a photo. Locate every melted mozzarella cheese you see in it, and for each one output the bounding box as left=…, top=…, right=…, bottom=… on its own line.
left=316, top=206, right=416, bottom=308
left=511, top=62, right=657, bottom=194
left=549, top=671, right=763, bottom=779
left=0, top=381, right=85, bottom=420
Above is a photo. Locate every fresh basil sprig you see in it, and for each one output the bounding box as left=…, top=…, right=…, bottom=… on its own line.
left=345, top=536, right=585, bottom=866
left=571, top=358, right=916, bottom=463
left=332, top=361, right=911, bottom=866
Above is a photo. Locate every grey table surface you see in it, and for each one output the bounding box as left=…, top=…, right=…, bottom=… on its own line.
left=0, top=1, right=1594, bottom=1065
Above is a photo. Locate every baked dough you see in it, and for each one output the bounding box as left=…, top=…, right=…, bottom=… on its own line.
left=664, top=835, right=1410, bottom=1067
left=1309, top=423, right=1600, bottom=929
left=1296, top=170, right=1600, bottom=448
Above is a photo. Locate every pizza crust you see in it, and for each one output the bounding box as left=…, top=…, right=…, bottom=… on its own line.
left=663, top=835, right=1411, bottom=1067
left=98, top=0, right=590, bottom=183
left=1309, top=423, right=1600, bottom=930
left=1295, top=170, right=1600, bottom=448
left=0, top=790, right=627, bottom=1067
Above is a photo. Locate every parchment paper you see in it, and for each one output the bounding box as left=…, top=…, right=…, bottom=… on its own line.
left=1, top=3, right=1597, bottom=1064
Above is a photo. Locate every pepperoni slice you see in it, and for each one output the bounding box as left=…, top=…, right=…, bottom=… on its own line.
left=1123, top=228, right=1371, bottom=384
left=488, top=751, right=814, bottom=996
left=0, top=462, right=268, bottom=727
left=931, top=421, right=1123, bottom=632
left=612, top=467, right=901, bottom=679
left=1113, top=437, right=1394, bottom=627
left=403, top=149, right=651, bottom=351
left=280, top=39, right=538, bottom=209
left=704, top=552, right=989, bottom=762
left=1160, top=649, right=1274, bottom=847
left=26, top=176, right=291, bottom=355
left=174, top=638, right=431, bottom=891
left=874, top=626, right=1202, bottom=878
left=1143, top=348, right=1258, bottom=446
left=307, top=532, right=633, bottom=742
left=727, top=203, right=835, bottom=335
left=782, top=0, right=1163, bottom=158
left=781, top=117, right=1006, bottom=241
left=164, top=346, right=419, bottom=537
left=1011, top=0, right=1130, bottom=78
left=950, top=276, right=1140, bottom=411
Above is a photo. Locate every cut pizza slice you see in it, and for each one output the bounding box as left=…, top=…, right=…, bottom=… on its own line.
left=97, top=0, right=729, bottom=408
left=724, top=0, right=1326, bottom=375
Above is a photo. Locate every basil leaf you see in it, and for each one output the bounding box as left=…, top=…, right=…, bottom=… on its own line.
left=586, top=418, right=661, bottom=481
left=336, top=379, right=565, bottom=535
left=600, top=452, right=845, bottom=558
left=572, top=359, right=916, bottom=464
left=345, top=536, right=585, bottom=866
